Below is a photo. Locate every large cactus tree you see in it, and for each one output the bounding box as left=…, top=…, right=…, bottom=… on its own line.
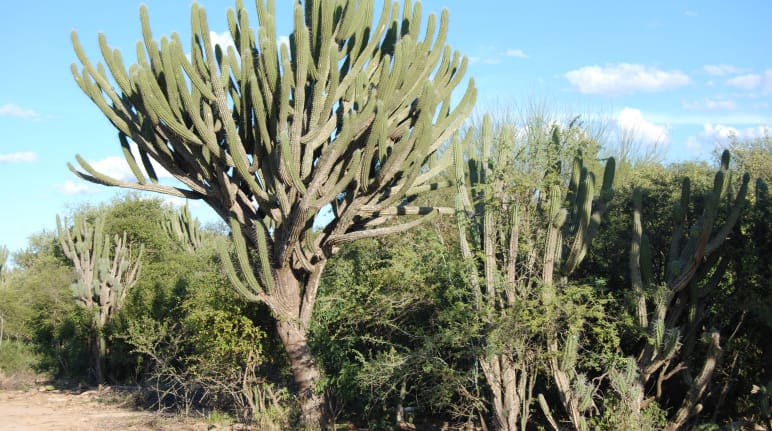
left=69, top=0, right=475, bottom=425
left=56, top=215, right=143, bottom=383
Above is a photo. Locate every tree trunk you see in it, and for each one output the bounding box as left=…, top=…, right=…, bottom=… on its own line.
left=276, top=317, right=326, bottom=429
left=480, top=354, right=522, bottom=430
left=92, top=332, right=106, bottom=384
left=666, top=332, right=722, bottom=431
left=546, top=335, right=585, bottom=431
left=272, top=265, right=328, bottom=429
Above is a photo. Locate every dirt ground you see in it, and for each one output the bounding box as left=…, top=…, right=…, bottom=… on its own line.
left=0, top=387, right=218, bottom=431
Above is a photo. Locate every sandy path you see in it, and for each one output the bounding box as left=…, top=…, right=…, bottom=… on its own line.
left=0, top=389, right=208, bottom=431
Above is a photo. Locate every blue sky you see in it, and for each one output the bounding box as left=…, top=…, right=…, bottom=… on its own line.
left=1, top=1, right=770, bottom=256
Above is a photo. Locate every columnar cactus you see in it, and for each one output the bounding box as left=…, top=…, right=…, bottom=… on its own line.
left=454, top=114, right=614, bottom=430
left=69, top=1, right=474, bottom=425
left=629, top=150, right=750, bottom=430
left=57, top=215, right=143, bottom=383
left=0, top=245, right=8, bottom=286
left=161, top=202, right=202, bottom=252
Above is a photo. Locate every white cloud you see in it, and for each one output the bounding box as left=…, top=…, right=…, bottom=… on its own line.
left=0, top=104, right=40, bottom=120
left=726, top=69, right=772, bottom=94
left=703, top=64, right=742, bottom=76
left=0, top=152, right=37, bottom=163
left=504, top=49, right=527, bottom=59
left=726, top=73, right=762, bottom=90
left=686, top=123, right=769, bottom=157
left=682, top=98, right=737, bottom=111
left=89, top=142, right=173, bottom=182
left=55, top=180, right=99, bottom=195
left=277, top=35, right=290, bottom=49
left=615, top=107, right=669, bottom=144
left=565, top=63, right=691, bottom=95
left=209, top=31, right=235, bottom=53
left=684, top=10, right=697, bottom=17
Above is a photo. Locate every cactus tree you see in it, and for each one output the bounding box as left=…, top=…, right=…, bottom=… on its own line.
left=69, top=0, right=474, bottom=425
left=56, top=215, right=143, bottom=383
left=629, top=150, right=750, bottom=430
left=454, top=114, right=614, bottom=430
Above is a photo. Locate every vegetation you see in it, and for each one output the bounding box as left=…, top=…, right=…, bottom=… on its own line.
left=0, top=1, right=769, bottom=430
left=2, top=137, right=769, bottom=429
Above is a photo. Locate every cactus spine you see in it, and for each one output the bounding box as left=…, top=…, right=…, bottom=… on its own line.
left=57, top=215, right=143, bottom=383
left=70, top=1, right=474, bottom=425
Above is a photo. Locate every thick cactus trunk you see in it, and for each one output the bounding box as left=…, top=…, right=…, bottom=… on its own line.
left=480, top=355, right=528, bottom=431
left=276, top=319, right=325, bottom=427
left=268, top=264, right=328, bottom=428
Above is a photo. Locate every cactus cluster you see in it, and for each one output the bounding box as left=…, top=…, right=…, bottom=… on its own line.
left=161, top=201, right=203, bottom=252
left=629, top=150, right=750, bottom=430
left=453, top=114, right=615, bottom=430
left=56, top=214, right=143, bottom=382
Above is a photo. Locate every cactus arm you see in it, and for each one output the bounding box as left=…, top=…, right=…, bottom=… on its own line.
left=630, top=188, right=649, bottom=328
left=705, top=172, right=750, bottom=255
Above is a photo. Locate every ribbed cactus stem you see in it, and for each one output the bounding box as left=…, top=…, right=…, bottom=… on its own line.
left=630, top=188, right=649, bottom=328
left=0, top=245, right=8, bottom=286
left=162, top=201, right=202, bottom=252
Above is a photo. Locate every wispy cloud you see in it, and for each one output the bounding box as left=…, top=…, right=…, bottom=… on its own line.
left=726, top=69, right=772, bottom=94
left=726, top=74, right=762, bottom=90
left=0, top=104, right=40, bottom=120
left=682, top=98, right=737, bottom=111
left=0, top=152, right=37, bottom=163
left=703, top=64, right=742, bottom=76
left=504, top=48, right=527, bottom=59
left=684, top=9, right=698, bottom=17
left=565, top=63, right=691, bottom=95
left=54, top=180, right=99, bottom=195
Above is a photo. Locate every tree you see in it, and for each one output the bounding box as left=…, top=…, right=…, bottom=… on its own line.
left=69, top=0, right=475, bottom=425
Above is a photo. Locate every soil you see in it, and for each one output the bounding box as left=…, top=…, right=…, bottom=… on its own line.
left=0, top=387, right=220, bottom=431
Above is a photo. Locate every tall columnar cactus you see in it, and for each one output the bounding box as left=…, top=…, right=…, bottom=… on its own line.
left=69, top=0, right=474, bottom=425
left=629, top=150, right=750, bottom=430
left=0, top=245, right=8, bottom=286
left=57, top=215, right=143, bottom=383
left=454, top=114, right=614, bottom=430
left=0, top=245, right=7, bottom=347
left=161, top=202, right=203, bottom=252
